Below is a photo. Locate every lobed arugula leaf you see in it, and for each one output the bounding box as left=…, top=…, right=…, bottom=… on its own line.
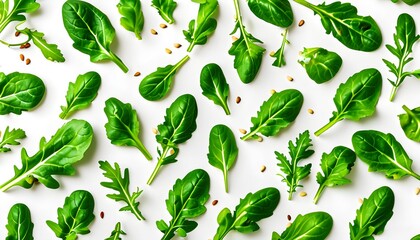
left=105, top=222, right=126, bottom=240
left=6, top=203, right=34, bottom=240
left=151, top=0, right=177, bottom=24
left=200, top=63, right=230, bottom=115
left=399, top=105, right=420, bottom=142
left=18, top=28, right=65, bottom=62
left=0, top=127, right=26, bottom=153
left=247, top=0, right=293, bottom=28
left=117, top=0, right=144, bottom=40
left=271, top=29, right=289, bottom=68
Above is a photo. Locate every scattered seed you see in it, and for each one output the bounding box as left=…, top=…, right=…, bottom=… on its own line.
left=269, top=51, right=276, bottom=57
left=152, top=128, right=158, bottom=134
left=212, top=200, right=218, bottom=206
left=287, top=76, right=294, bottom=81
left=286, top=222, right=292, bottom=228
left=287, top=215, right=292, bottom=221
left=25, top=58, right=31, bottom=65
left=270, top=89, right=276, bottom=95
left=260, top=165, right=266, bottom=172
left=298, top=19, right=305, bottom=27
left=15, top=31, right=20, bottom=37
left=24, top=42, right=31, bottom=48
left=299, top=191, right=307, bottom=197
left=19, top=54, right=24, bottom=61
left=20, top=44, right=25, bottom=49
left=232, top=36, right=238, bottom=41
left=174, top=43, right=182, bottom=48
left=415, top=187, right=420, bottom=195
left=239, top=129, right=247, bottom=134
left=358, top=198, right=363, bottom=204
left=151, top=29, right=158, bottom=35
left=257, top=136, right=263, bottom=142
left=307, top=108, right=314, bottom=114
left=236, top=96, right=241, bottom=104
left=169, top=149, right=175, bottom=155
left=165, top=48, right=172, bottom=54
left=159, top=23, right=167, bottom=29
left=134, top=71, right=141, bottom=77
left=100, top=211, right=104, bottom=219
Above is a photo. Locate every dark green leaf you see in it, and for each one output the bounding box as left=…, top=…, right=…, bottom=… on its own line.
left=6, top=203, right=34, bottom=240
left=412, top=235, right=420, bottom=240
left=0, top=0, right=40, bottom=33
left=0, top=127, right=26, bottom=153
left=18, top=28, right=65, bottom=62
left=0, top=72, right=45, bottom=115
left=151, top=0, right=177, bottom=24
left=46, top=190, right=95, bottom=240
left=391, top=0, right=420, bottom=5
left=247, top=0, right=293, bottom=28
left=105, top=222, right=126, bottom=240
left=399, top=105, right=420, bottom=142
left=200, top=63, right=230, bottom=115
left=117, top=0, right=144, bottom=40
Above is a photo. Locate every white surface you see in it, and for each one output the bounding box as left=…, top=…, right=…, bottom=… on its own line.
left=0, top=0, right=420, bottom=239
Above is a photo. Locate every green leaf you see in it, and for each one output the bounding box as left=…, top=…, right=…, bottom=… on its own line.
left=350, top=186, right=394, bottom=240
left=412, top=235, right=420, bottom=240
left=241, top=89, right=303, bottom=141
left=273, top=212, right=333, bottom=240
left=271, top=29, right=289, bottom=68
left=208, top=124, right=238, bottom=192
left=147, top=94, right=198, bottom=185
left=0, top=127, right=26, bottom=153
left=99, top=160, right=145, bottom=221
left=62, top=0, right=128, bottom=72
left=315, top=68, right=382, bottom=136
left=313, top=146, right=356, bottom=204
left=139, top=55, right=190, bottom=101
left=151, top=0, right=177, bottom=24
left=0, top=119, right=93, bottom=191
left=213, top=187, right=280, bottom=240
left=59, top=71, right=101, bottom=119
left=117, top=0, right=144, bottom=40
left=0, top=0, right=40, bottom=33
left=6, top=203, right=34, bottom=240
left=18, top=28, right=65, bottom=62
left=298, top=47, right=342, bottom=84
left=184, top=0, right=218, bottom=52
left=105, top=222, right=126, bottom=240
left=352, top=130, right=420, bottom=181
left=276, top=130, right=314, bottom=200
left=247, top=0, right=293, bottom=28
left=46, top=190, right=95, bottom=240
left=293, top=0, right=382, bottom=51
left=390, top=0, right=420, bottom=6
left=158, top=169, right=210, bottom=240
left=0, top=72, right=45, bottom=115
left=200, top=63, right=230, bottom=115
left=104, top=97, right=152, bottom=160
left=399, top=105, right=420, bottom=142
left=382, top=13, right=419, bottom=101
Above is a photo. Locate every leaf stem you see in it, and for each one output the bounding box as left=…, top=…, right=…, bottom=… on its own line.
left=109, top=51, right=129, bottom=73
left=293, top=0, right=316, bottom=11
left=313, top=184, right=326, bottom=204
left=240, top=129, right=258, bottom=141
left=232, top=0, right=249, bottom=49
left=133, top=137, right=152, bottom=160
left=224, top=170, right=229, bottom=193
left=174, top=55, right=190, bottom=70
left=222, top=102, right=231, bottom=115
left=0, top=37, right=31, bottom=47
left=315, top=117, right=340, bottom=136
left=147, top=146, right=170, bottom=185
left=187, top=42, right=195, bottom=52
left=389, top=86, right=398, bottom=102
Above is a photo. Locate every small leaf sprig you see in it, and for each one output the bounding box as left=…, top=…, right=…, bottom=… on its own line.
left=0, top=127, right=26, bottom=153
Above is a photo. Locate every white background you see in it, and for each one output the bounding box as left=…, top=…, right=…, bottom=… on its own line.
left=0, top=0, right=419, bottom=239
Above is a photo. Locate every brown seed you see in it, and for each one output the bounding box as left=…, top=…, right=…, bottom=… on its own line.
left=169, top=149, right=175, bottom=155
left=134, top=71, right=141, bottom=77
left=212, top=200, right=218, bottom=206
left=286, top=222, right=292, bottom=228
left=287, top=76, right=294, bottom=81
left=287, top=215, right=292, bottom=221
left=19, top=54, right=24, bottom=61
left=100, top=211, right=104, bottom=219
left=358, top=198, right=363, bottom=204
left=257, top=136, right=263, bottom=142
left=24, top=42, right=31, bottom=48
left=25, top=58, right=31, bottom=65
left=269, top=51, right=276, bottom=57
left=20, top=44, right=25, bottom=49
left=152, top=128, right=158, bottom=134
left=298, top=19, right=305, bottom=27
left=299, top=191, right=307, bottom=197
left=159, top=23, right=168, bottom=29
left=260, top=165, right=266, bottom=172
left=307, top=108, right=314, bottom=114
left=232, top=36, right=238, bottom=41
left=151, top=29, right=158, bottom=35
left=236, top=96, right=241, bottom=104
left=174, top=43, right=182, bottom=48
left=165, top=48, right=172, bottom=54
left=270, top=89, right=276, bottom=95
left=415, top=187, right=420, bottom=195
left=15, top=31, right=20, bottom=37
left=239, top=129, right=247, bottom=134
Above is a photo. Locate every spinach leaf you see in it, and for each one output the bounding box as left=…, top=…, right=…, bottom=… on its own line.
left=313, top=146, right=356, bottom=204
left=399, top=105, right=420, bottom=142
left=0, top=127, right=26, bottom=153
left=151, top=0, right=177, bottom=24
left=272, top=212, right=333, bottom=240
left=184, top=0, right=218, bottom=52
left=18, top=28, right=65, bottom=62
left=383, top=13, right=420, bottom=101
left=272, top=29, right=289, bottom=68
left=247, top=0, right=293, bottom=28
left=99, top=160, right=145, bottom=221
left=350, top=186, right=394, bottom=240
left=208, top=124, right=238, bottom=192
left=315, top=68, right=382, bottom=136
left=293, top=0, right=382, bottom=51
left=241, top=89, right=303, bottom=141
left=60, top=71, right=101, bottom=119
left=47, top=190, right=95, bottom=240
left=105, top=222, right=126, bottom=240
left=352, top=130, right=420, bottom=180
left=276, top=130, right=314, bottom=200
left=117, top=0, right=144, bottom=40
left=147, top=94, right=198, bottom=185
left=200, top=63, right=230, bottom=115
left=0, top=72, right=45, bottom=115
left=156, top=169, right=210, bottom=240
left=413, top=235, right=420, bottom=240
left=104, top=97, right=152, bottom=160
left=0, top=119, right=93, bottom=191
left=139, top=55, right=190, bottom=101
left=298, top=47, right=342, bottom=84
left=0, top=0, right=40, bottom=33
left=229, top=0, right=265, bottom=83
left=391, top=0, right=420, bottom=5
left=213, top=187, right=280, bottom=240
left=62, top=0, right=129, bottom=72
left=6, top=203, right=34, bottom=240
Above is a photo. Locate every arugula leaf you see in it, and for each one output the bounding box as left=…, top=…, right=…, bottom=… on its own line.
left=184, top=0, right=218, bottom=52
left=6, top=203, right=34, bottom=240
left=247, top=0, right=293, bottom=28
left=213, top=187, right=280, bottom=240
left=293, top=0, right=382, bottom=52
left=139, top=55, right=190, bottom=101
left=0, top=119, right=93, bottom=191
left=399, top=105, right=420, bottom=142
left=117, top=0, right=144, bottom=40
left=0, top=0, right=40, bottom=33
left=99, top=160, right=145, bottom=221
left=315, top=68, right=382, bottom=136
left=276, top=130, right=314, bottom=200
left=350, top=186, right=394, bottom=240
left=200, top=63, right=230, bottom=115
left=313, top=146, right=356, bottom=204
left=151, top=0, right=177, bottom=24
left=147, top=94, right=198, bottom=185
left=62, top=0, right=129, bottom=72
left=298, top=47, right=342, bottom=84
left=383, top=13, right=420, bottom=101
left=157, top=169, right=210, bottom=240
left=59, top=71, right=101, bottom=119
left=105, top=222, right=126, bottom=240
left=47, top=190, right=95, bottom=240
left=229, top=0, right=265, bottom=83
left=241, top=89, right=303, bottom=141
left=271, top=29, right=289, bottom=68
left=18, top=28, right=65, bottom=62
left=352, top=130, right=420, bottom=181
left=0, top=127, right=26, bottom=153
left=207, top=124, right=238, bottom=192
left=0, top=72, right=45, bottom=115
left=272, top=212, right=333, bottom=240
